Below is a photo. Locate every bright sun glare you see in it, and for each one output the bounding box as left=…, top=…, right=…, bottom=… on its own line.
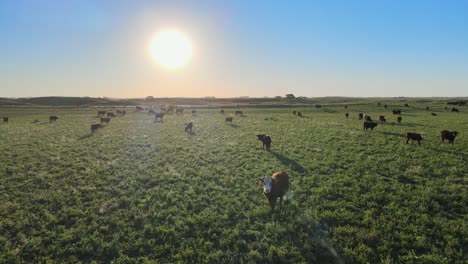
left=150, top=30, right=193, bottom=69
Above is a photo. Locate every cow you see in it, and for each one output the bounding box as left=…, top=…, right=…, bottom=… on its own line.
left=426, top=107, right=430, bottom=110
left=344, top=105, right=348, bottom=109
left=378, top=102, right=381, bottom=107
left=220, top=109, right=225, bottom=114
left=91, top=124, right=102, bottom=133
left=358, top=113, right=363, bottom=120
left=451, top=107, right=459, bottom=112
left=3, top=117, right=8, bottom=123
left=345, top=113, right=349, bottom=119
left=192, top=110, right=197, bottom=115
left=225, top=117, right=233, bottom=124
left=393, top=109, right=401, bottom=115
left=431, top=113, right=437, bottom=116
left=176, top=108, right=184, bottom=115
left=364, top=122, right=378, bottom=130
left=259, top=171, right=289, bottom=210
left=397, top=116, right=402, bottom=123
left=297, top=112, right=303, bottom=117
left=116, top=110, right=122, bottom=114
left=97, top=111, right=106, bottom=116
left=136, top=106, right=144, bottom=111
left=100, top=117, right=111, bottom=125
left=235, top=110, right=243, bottom=115
left=384, top=104, right=388, bottom=109
left=364, top=115, right=372, bottom=122
left=185, top=122, right=193, bottom=133
left=406, top=132, right=426, bottom=145
left=154, top=112, right=165, bottom=122
left=405, top=104, right=409, bottom=107
left=49, top=116, right=59, bottom=123
left=293, top=110, right=297, bottom=115
left=315, top=104, right=322, bottom=109
left=379, top=115, right=386, bottom=122
left=107, top=112, right=116, bottom=118
left=440, top=130, right=459, bottom=144
left=445, top=106, right=448, bottom=110
left=121, top=110, right=126, bottom=116
left=256, top=134, right=272, bottom=151
left=148, top=109, right=156, bottom=115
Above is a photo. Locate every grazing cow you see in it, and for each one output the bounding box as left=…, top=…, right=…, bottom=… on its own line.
left=344, top=105, right=348, bottom=109
left=107, top=112, right=116, bottom=118
left=378, top=102, right=381, bottom=106
left=220, top=109, right=225, bottom=114
left=393, top=109, right=401, bottom=115
left=192, top=110, right=197, bottom=115
left=225, top=117, right=233, bottom=124
left=154, top=112, right=165, bottom=122
left=100, top=117, right=111, bottom=125
left=97, top=111, right=106, bottom=116
left=235, top=110, right=243, bottom=115
left=176, top=108, right=184, bottom=115
left=259, top=171, right=289, bottom=210
left=345, top=113, right=349, bottom=119
left=364, top=122, right=378, bottom=130
left=3, top=117, right=8, bottom=123
left=431, top=113, right=437, bottom=116
left=364, top=115, right=372, bottom=122
left=49, top=116, right=58, bottom=123
left=397, top=116, right=402, bottom=123
left=293, top=110, right=297, bottom=115
left=451, top=107, right=459, bottom=112
left=358, top=113, right=363, bottom=120
left=315, top=104, right=322, bottom=109
left=185, top=122, right=193, bottom=133
left=406, top=132, right=426, bottom=145
left=384, top=104, right=388, bottom=109
left=379, top=116, right=386, bottom=122
left=426, top=107, right=430, bottom=110
left=440, top=130, right=459, bottom=144
left=297, top=112, right=303, bottom=117
left=445, top=106, right=448, bottom=110
left=136, top=106, right=144, bottom=111
left=256, top=134, right=272, bottom=151
left=91, top=124, right=102, bottom=133
left=405, top=104, right=409, bottom=107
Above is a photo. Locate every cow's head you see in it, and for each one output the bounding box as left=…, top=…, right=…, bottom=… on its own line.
left=421, top=132, right=427, bottom=139
left=259, top=176, right=273, bottom=194
left=452, top=131, right=459, bottom=137
left=256, top=134, right=265, bottom=140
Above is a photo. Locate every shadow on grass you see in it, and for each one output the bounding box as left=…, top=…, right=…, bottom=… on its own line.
left=79, top=133, right=93, bottom=140
left=322, top=108, right=337, bottom=113
left=270, top=151, right=306, bottom=174
left=378, top=131, right=405, bottom=138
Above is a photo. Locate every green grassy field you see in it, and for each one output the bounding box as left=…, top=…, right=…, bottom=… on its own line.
left=0, top=100, right=467, bottom=263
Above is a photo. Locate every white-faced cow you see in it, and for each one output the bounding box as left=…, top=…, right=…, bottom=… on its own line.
left=259, top=171, right=289, bottom=210
left=397, top=116, right=402, bottom=123
left=406, top=132, right=426, bottom=145
left=440, top=130, right=459, bottom=144
left=256, top=134, right=272, bottom=151
left=393, top=109, right=401, bottom=115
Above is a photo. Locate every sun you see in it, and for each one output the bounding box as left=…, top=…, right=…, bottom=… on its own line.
left=150, top=30, right=193, bottom=69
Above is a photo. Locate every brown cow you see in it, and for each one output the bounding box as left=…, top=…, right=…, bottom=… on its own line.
left=185, top=122, right=193, bottom=133
left=49, top=116, right=59, bottom=123
left=235, top=110, right=243, bottom=115
left=406, top=132, right=426, bottom=145
left=364, top=122, right=378, bottom=130
left=176, top=108, right=184, bottom=115
left=100, top=117, right=111, bottom=125
left=136, top=106, right=143, bottom=111
left=3, top=117, right=8, bottom=123
left=220, top=109, right=225, bottom=114
left=440, top=130, right=459, bottom=144
left=379, top=116, right=386, bottom=122
left=256, top=134, right=272, bottom=151
left=225, top=117, right=233, bottom=124
left=259, top=171, right=289, bottom=210
left=91, top=123, right=102, bottom=133
left=97, top=111, right=106, bottom=116
left=345, top=113, right=349, bottom=119
left=154, top=112, right=165, bottom=122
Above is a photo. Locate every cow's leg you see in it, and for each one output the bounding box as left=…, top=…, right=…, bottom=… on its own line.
left=406, top=138, right=409, bottom=144
left=417, top=140, right=421, bottom=145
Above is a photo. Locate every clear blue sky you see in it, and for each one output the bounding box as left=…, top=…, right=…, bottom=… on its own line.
left=1, top=0, right=467, bottom=98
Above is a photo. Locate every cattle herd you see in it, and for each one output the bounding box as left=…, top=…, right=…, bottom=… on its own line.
left=0, top=102, right=463, bottom=209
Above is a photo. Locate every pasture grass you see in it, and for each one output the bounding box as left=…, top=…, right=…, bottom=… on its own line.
left=0, top=101, right=467, bottom=263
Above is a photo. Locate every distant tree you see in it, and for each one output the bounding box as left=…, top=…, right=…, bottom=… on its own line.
left=146, top=96, right=155, bottom=101
left=274, top=96, right=282, bottom=99
left=285, top=94, right=295, bottom=99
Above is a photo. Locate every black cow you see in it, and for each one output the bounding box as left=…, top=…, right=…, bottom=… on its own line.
left=451, top=107, right=459, bottom=112
left=185, top=122, right=193, bottom=133
left=431, top=113, right=437, bottom=116
left=345, top=113, right=349, bottom=119
left=384, top=104, right=388, bottom=109
left=364, top=115, right=372, bottom=122
left=49, top=116, right=59, bottom=123
left=297, top=112, right=303, bottom=117
left=393, top=109, right=401, bottom=115
left=440, top=130, right=459, bottom=144
left=293, top=110, right=297, bottom=115
left=91, top=124, right=102, bottom=133
left=397, top=116, right=402, bottom=123
left=364, top=122, right=378, bottom=130
left=406, top=132, right=425, bottom=145
left=379, top=115, right=386, bottom=122
left=97, top=111, right=106, bottom=116
left=405, top=104, right=409, bottom=107
left=256, top=134, right=272, bottom=151
left=100, top=117, right=111, bottom=125
left=3, top=117, right=8, bottom=123
left=358, top=113, right=363, bottom=120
